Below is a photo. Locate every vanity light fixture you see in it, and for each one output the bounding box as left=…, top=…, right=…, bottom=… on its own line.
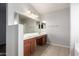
left=42, top=21, right=46, bottom=23
left=26, top=9, right=39, bottom=20
left=27, top=10, right=31, bottom=14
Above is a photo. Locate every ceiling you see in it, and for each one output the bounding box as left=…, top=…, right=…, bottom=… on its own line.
left=31, top=3, right=70, bottom=15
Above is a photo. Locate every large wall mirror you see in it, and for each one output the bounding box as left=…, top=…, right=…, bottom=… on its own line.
left=19, top=14, right=41, bottom=34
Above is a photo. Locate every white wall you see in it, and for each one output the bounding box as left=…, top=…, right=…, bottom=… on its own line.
left=7, top=25, right=18, bottom=56
left=41, top=8, right=70, bottom=47
left=70, top=3, right=79, bottom=56
left=7, top=3, right=40, bottom=56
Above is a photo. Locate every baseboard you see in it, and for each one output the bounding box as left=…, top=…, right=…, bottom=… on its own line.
left=47, top=42, right=70, bottom=48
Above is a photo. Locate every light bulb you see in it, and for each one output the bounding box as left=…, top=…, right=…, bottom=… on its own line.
left=42, top=21, right=46, bottom=23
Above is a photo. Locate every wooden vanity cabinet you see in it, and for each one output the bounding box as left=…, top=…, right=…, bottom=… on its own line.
left=24, top=39, right=31, bottom=56
left=24, top=38, right=36, bottom=56
left=30, top=38, right=36, bottom=54
left=36, top=35, right=47, bottom=45
left=42, top=35, right=47, bottom=45
left=36, top=36, right=41, bottom=45
left=24, top=34, right=47, bottom=56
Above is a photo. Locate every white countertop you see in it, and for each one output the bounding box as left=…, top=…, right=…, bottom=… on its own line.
left=24, top=33, right=46, bottom=40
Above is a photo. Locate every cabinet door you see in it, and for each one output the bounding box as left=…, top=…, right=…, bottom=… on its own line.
left=36, top=37, right=41, bottom=45
left=42, top=37, right=45, bottom=45
left=42, top=35, right=46, bottom=45
left=36, top=35, right=47, bottom=45
left=24, top=40, right=31, bottom=56
left=45, top=35, right=47, bottom=43
left=30, top=38, right=36, bottom=54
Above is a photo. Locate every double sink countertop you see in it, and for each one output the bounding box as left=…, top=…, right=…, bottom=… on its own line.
left=24, top=33, right=46, bottom=40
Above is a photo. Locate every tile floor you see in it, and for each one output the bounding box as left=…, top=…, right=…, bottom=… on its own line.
left=32, top=44, right=70, bottom=56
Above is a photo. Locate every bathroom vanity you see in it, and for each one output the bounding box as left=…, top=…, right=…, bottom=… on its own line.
left=19, top=13, right=47, bottom=56
left=36, top=35, right=47, bottom=46
left=24, top=34, right=47, bottom=56
left=24, top=38, right=36, bottom=56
